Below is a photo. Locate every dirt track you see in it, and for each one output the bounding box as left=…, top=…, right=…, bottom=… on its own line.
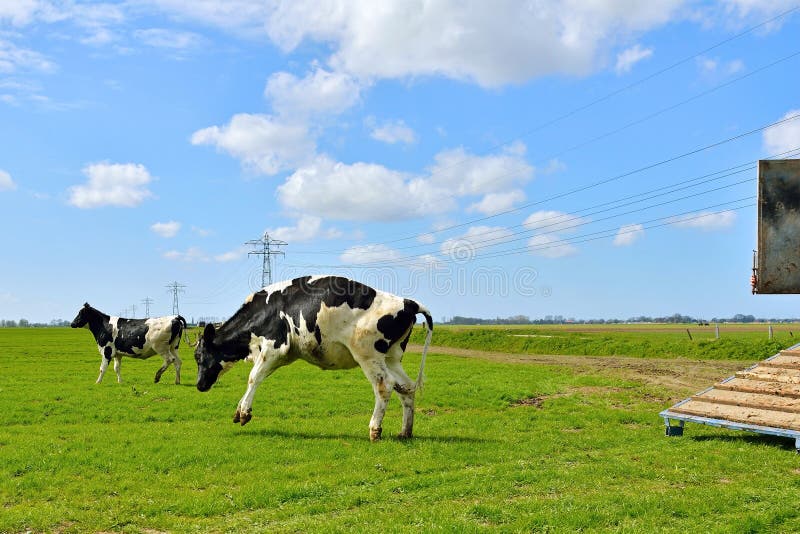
left=408, top=344, right=754, bottom=399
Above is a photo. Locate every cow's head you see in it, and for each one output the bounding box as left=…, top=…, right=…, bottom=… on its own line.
left=195, top=323, right=226, bottom=392
left=71, top=303, right=91, bottom=328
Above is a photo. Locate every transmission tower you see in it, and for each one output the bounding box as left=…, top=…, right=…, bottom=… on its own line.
left=245, top=232, right=287, bottom=288
left=165, top=282, right=186, bottom=315
left=141, top=297, right=153, bottom=318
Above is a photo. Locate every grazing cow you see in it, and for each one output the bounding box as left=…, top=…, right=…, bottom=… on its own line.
left=71, top=303, right=186, bottom=384
left=194, top=275, right=433, bottom=441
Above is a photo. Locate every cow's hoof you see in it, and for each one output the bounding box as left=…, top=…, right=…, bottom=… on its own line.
left=397, top=431, right=412, bottom=440
left=154, top=376, right=161, bottom=384
left=233, top=409, right=241, bottom=423
left=240, top=410, right=252, bottom=426
left=370, top=427, right=382, bottom=442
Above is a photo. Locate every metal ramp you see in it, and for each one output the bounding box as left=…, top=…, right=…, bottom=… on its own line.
left=660, top=344, right=800, bottom=451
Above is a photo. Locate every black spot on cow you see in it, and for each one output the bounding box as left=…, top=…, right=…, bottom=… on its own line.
left=267, top=277, right=377, bottom=345
left=169, top=316, right=187, bottom=347
left=196, top=276, right=378, bottom=370
left=314, top=324, right=322, bottom=345
left=374, top=299, right=420, bottom=353
left=103, top=346, right=113, bottom=361
left=113, top=318, right=149, bottom=354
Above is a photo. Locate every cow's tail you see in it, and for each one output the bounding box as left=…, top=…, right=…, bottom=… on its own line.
left=415, top=304, right=434, bottom=393
left=170, top=315, right=188, bottom=347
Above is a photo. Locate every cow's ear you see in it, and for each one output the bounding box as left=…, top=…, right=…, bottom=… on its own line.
left=203, top=323, right=216, bottom=344
left=83, top=302, right=90, bottom=308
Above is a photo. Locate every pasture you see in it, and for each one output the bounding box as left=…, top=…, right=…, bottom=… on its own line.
left=2, top=325, right=800, bottom=532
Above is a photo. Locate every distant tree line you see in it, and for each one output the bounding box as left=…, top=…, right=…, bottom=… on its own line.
left=442, top=313, right=800, bottom=325
left=0, top=319, right=71, bottom=328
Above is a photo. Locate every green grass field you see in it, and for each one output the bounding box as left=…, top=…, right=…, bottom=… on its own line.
left=2, top=326, right=800, bottom=532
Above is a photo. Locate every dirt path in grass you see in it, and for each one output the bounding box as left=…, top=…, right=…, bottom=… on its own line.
left=408, top=344, right=753, bottom=399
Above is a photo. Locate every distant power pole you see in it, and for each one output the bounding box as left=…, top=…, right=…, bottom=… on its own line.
left=245, top=232, right=287, bottom=288
left=141, top=297, right=153, bottom=318
left=130, top=304, right=137, bottom=318
left=166, top=282, right=186, bottom=315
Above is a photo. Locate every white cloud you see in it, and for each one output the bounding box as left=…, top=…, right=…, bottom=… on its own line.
left=697, top=56, right=745, bottom=76
left=417, top=233, right=436, bottom=244
left=164, top=246, right=244, bottom=263
left=340, top=244, right=401, bottom=264
left=68, top=162, right=153, bottom=208
left=528, top=234, right=578, bottom=258
left=541, top=158, right=567, bottom=175
left=134, top=28, right=205, bottom=50
left=164, top=247, right=209, bottom=262
left=277, top=155, right=454, bottom=221
left=214, top=247, right=248, bottom=262
left=267, top=215, right=341, bottom=242
left=615, top=44, right=653, bottom=74
left=266, top=0, right=685, bottom=87
left=428, top=142, right=533, bottom=196
left=440, top=225, right=513, bottom=259
left=265, top=67, right=362, bottom=118
left=613, top=224, right=644, bottom=246
left=191, top=113, right=315, bottom=176
left=467, top=190, right=525, bottom=215
left=523, top=210, right=587, bottom=234
left=0, top=169, right=16, bottom=191
left=367, top=118, right=417, bottom=145
left=151, top=220, right=181, bottom=238
left=670, top=210, right=737, bottom=231
left=763, top=109, right=800, bottom=156
left=191, top=226, right=212, bottom=237
left=136, top=0, right=270, bottom=37
left=0, top=39, right=55, bottom=73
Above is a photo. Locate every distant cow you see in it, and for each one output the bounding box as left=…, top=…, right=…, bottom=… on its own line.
left=71, top=303, right=187, bottom=384
left=194, top=276, right=433, bottom=441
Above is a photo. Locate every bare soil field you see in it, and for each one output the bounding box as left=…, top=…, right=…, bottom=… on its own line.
left=411, top=344, right=749, bottom=401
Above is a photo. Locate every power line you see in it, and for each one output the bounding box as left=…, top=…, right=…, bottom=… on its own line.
left=166, top=282, right=186, bottom=316
left=295, top=145, right=800, bottom=260
left=421, top=5, right=800, bottom=178
left=246, top=232, right=287, bottom=288
left=341, top=112, right=800, bottom=248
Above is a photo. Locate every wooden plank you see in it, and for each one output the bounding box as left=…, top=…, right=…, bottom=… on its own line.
left=692, top=389, right=800, bottom=413
left=736, top=367, right=800, bottom=384
left=716, top=378, right=800, bottom=399
left=760, top=354, right=800, bottom=370
left=780, top=349, right=800, bottom=357
left=670, top=399, right=800, bottom=431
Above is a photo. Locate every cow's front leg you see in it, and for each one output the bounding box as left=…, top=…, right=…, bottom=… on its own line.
left=234, top=335, right=289, bottom=426
left=113, top=356, right=123, bottom=383
left=96, top=347, right=114, bottom=383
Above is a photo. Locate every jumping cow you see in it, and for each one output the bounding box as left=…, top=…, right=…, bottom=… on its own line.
left=71, top=303, right=187, bottom=384
left=194, top=275, right=433, bottom=441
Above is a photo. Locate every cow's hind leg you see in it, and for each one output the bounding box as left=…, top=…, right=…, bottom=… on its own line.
left=113, top=356, right=123, bottom=383
left=387, top=353, right=416, bottom=439
left=154, top=354, right=171, bottom=383
left=357, top=357, right=396, bottom=442
left=171, top=349, right=182, bottom=385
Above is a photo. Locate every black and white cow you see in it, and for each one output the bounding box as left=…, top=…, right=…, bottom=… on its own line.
left=194, top=275, right=433, bottom=441
left=71, top=303, right=187, bottom=384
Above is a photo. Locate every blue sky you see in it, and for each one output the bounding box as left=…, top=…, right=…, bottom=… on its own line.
left=1, top=1, right=800, bottom=324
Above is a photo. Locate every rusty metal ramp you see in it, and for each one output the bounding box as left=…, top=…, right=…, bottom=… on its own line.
left=660, top=345, right=800, bottom=451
